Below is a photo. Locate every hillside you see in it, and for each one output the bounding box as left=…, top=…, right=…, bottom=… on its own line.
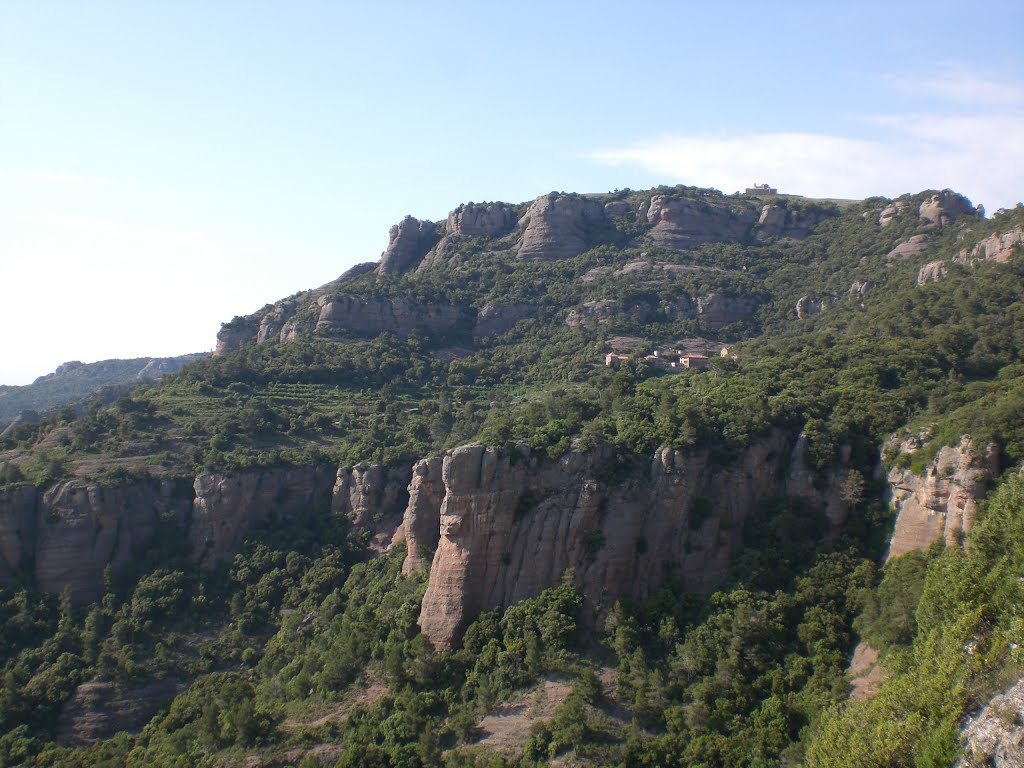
left=0, top=184, right=1022, bottom=767
left=0, top=354, right=209, bottom=427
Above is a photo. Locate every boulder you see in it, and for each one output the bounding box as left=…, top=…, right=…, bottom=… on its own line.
left=886, top=234, right=931, bottom=261
left=919, top=190, right=975, bottom=227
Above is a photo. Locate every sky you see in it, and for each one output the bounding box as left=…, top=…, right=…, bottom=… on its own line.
left=1, top=1, right=1022, bottom=385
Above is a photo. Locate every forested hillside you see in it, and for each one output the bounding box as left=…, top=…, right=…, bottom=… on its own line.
left=0, top=185, right=1022, bottom=767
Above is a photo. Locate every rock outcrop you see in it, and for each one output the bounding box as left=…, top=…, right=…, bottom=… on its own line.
left=878, top=200, right=909, bottom=227
left=0, top=484, right=36, bottom=579
left=190, top=467, right=335, bottom=566
left=696, top=293, right=758, bottom=330
left=566, top=299, right=648, bottom=329
left=378, top=216, right=440, bottom=275
left=36, top=478, right=194, bottom=603
left=755, top=204, right=829, bottom=241
left=958, top=226, right=1024, bottom=265
left=887, top=234, right=931, bottom=261
left=57, top=678, right=187, bottom=746
left=315, top=295, right=466, bottom=337
left=256, top=301, right=298, bottom=345
left=645, top=195, right=757, bottom=249
left=401, top=457, right=445, bottom=575
left=418, top=434, right=848, bottom=650
left=917, top=260, right=948, bottom=285
left=796, top=295, right=827, bottom=319
left=473, top=304, right=536, bottom=338
left=919, top=190, right=976, bottom=227
left=215, top=316, right=261, bottom=355
left=957, top=676, right=1024, bottom=768
left=884, top=434, right=997, bottom=562
left=447, top=203, right=517, bottom=237
left=517, top=194, right=605, bottom=261
left=331, top=462, right=410, bottom=552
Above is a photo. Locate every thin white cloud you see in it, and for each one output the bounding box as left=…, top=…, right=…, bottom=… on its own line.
left=20, top=170, right=127, bottom=187
left=588, top=68, right=1024, bottom=212
left=884, top=65, right=1024, bottom=107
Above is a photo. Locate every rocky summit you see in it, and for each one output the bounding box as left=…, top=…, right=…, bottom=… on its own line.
left=2, top=182, right=1024, bottom=767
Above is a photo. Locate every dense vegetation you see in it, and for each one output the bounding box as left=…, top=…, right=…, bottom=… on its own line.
left=0, top=186, right=1022, bottom=766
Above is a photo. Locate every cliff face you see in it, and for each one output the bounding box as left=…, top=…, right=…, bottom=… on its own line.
left=884, top=434, right=998, bottom=562
left=415, top=433, right=848, bottom=650
left=0, top=484, right=37, bottom=579
left=644, top=195, right=757, bottom=249
left=517, top=194, right=605, bottom=261
left=36, top=479, right=193, bottom=603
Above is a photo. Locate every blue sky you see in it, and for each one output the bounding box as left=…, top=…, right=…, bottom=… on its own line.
left=2, top=1, right=1022, bottom=384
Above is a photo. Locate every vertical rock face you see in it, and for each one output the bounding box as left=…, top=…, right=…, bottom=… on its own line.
left=473, top=304, right=536, bottom=338
left=36, top=479, right=193, bottom=603
left=314, top=295, right=465, bottom=336
left=215, top=316, right=261, bottom=356
left=0, top=484, right=37, bottom=579
left=645, top=195, right=757, bottom=249
left=919, top=190, right=976, bottom=227
left=696, top=293, right=758, bottom=329
left=517, top=194, right=605, bottom=261
left=447, top=203, right=516, bottom=237
left=378, top=216, right=440, bottom=275
left=400, top=457, right=445, bottom=575
left=57, top=678, right=187, bottom=746
left=885, top=434, right=997, bottom=562
left=332, top=463, right=411, bottom=548
left=755, top=204, right=829, bottom=241
left=418, top=434, right=849, bottom=650
left=257, top=301, right=298, bottom=344
left=190, top=467, right=335, bottom=566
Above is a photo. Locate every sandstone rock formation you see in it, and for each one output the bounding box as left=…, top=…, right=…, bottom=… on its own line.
left=57, top=678, right=187, bottom=746
left=887, top=234, right=931, bottom=261
left=215, top=316, right=261, bottom=355
left=401, top=457, right=445, bottom=575
left=517, top=194, right=605, bottom=261
left=878, top=200, right=909, bottom=226
left=957, top=676, right=1024, bottom=768
left=256, top=301, right=298, bottom=344
left=919, top=190, right=976, bottom=227
left=190, top=466, right=335, bottom=566
left=36, top=478, right=193, bottom=603
left=917, top=260, right=948, bottom=285
left=645, top=195, right=757, bottom=249
left=473, top=304, right=536, bottom=338
left=331, top=462, right=411, bottom=551
left=849, top=280, right=876, bottom=302
left=377, top=216, right=440, bottom=275
left=0, top=484, right=36, bottom=578
left=696, top=293, right=758, bottom=330
left=755, top=204, right=830, bottom=241
left=565, top=299, right=648, bottom=328
left=417, top=434, right=848, bottom=650
left=447, top=203, right=516, bottom=237
left=315, top=295, right=466, bottom=337
left=884, top=434, right=997, bottom=562
left=796, top=295, right=827, bottom=319
left=958, top=226, right=1024, bottom=265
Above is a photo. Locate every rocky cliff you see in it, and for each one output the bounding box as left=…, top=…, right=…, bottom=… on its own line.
left=884, top=433, right=998, bottom=562
left=643, top=195, right=757, bottom=249
left=0, top=466, right=341, bottom=601
left=414, top=433, right=848, bottom=650
left=516, top=193, right=605, bottom=261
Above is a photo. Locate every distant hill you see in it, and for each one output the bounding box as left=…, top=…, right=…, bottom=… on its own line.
left=0, top=354, right=208, bottom=425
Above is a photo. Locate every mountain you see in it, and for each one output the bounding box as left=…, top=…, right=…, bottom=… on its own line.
left=0, top=184, right=1022, bottom=767
left=0, top=353, right=209, bottom=427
